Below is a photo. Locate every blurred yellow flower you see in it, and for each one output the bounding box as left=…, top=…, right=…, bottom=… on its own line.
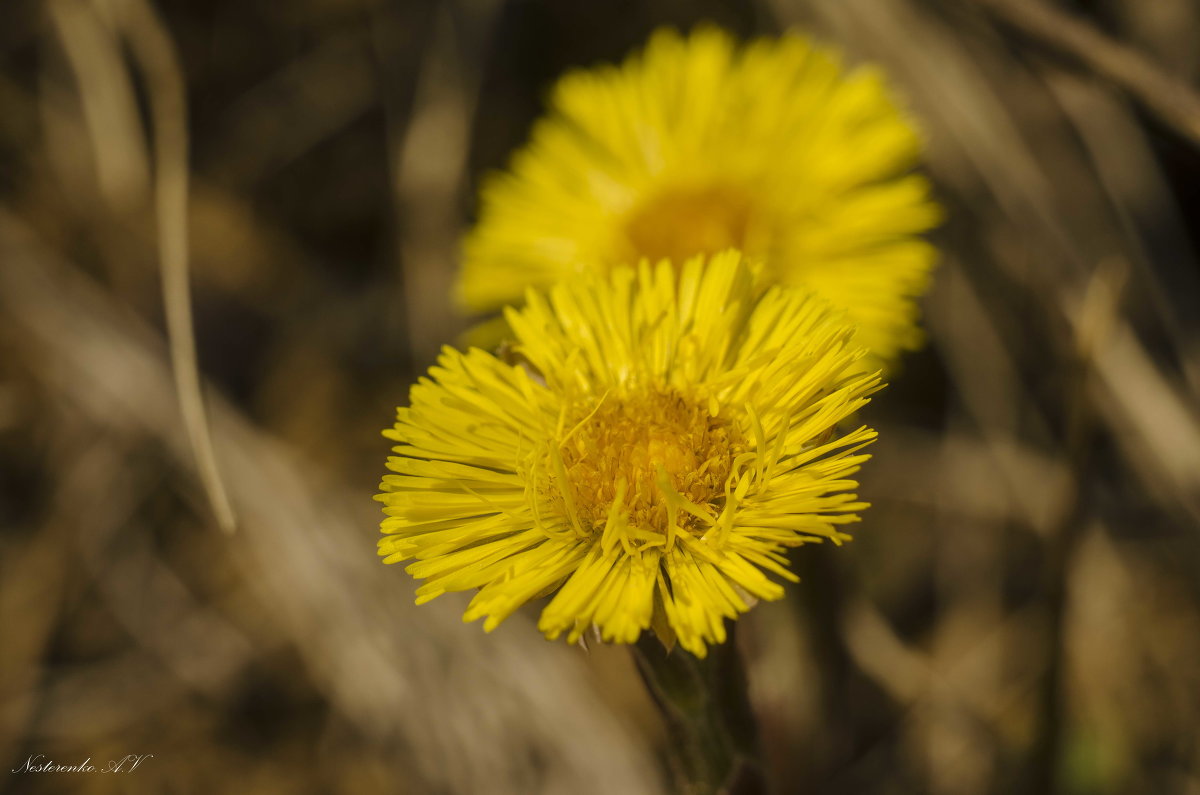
left=379, top=251, right=881, bottom=656
left=459, top=27, right=940, bottom=369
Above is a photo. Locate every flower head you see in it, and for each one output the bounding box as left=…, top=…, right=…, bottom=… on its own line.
left=459, top=27, right=940, bottom=369
left=379, top=252, right=881, bottom=656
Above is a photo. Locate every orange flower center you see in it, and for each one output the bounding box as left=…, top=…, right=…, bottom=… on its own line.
left=555, top=389, right=744, bottom=535
left=621, top=184, right=757, bottom=265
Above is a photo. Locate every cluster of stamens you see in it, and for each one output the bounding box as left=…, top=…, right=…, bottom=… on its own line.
left=551, top=388, right=745, bottom=538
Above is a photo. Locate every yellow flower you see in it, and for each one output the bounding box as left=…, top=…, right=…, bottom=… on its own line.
left=459, top=27, right=939, bottom=368
left=378, top=251, right=881, bottom=657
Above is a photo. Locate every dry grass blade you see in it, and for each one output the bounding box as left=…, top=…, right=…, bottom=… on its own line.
left=975, top=0, right=1200, bottom=147
left=102, top=0, right=237, bottom=533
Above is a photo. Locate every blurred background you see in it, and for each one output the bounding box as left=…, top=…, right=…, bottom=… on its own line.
left=2, top=0, right=1200, bottom=793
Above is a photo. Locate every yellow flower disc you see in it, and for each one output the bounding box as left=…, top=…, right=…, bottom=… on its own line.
left=378, top=251, right=882, bottom=657
left=459, top=27, right=940, bottom=370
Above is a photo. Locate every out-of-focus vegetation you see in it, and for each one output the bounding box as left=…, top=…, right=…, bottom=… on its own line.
left=2, top=1, right=1199, bottom=793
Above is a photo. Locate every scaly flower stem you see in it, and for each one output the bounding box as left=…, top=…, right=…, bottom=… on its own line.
left=632, top=630, right=766, bottom=795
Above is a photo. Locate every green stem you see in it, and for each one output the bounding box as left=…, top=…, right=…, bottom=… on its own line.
left=632, top=629, right=767, bottom=795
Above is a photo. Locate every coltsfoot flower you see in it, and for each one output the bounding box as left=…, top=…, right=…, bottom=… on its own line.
left=459, top=27, right=939, bottom=369
left=379, top=252, right=882, bottom=656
